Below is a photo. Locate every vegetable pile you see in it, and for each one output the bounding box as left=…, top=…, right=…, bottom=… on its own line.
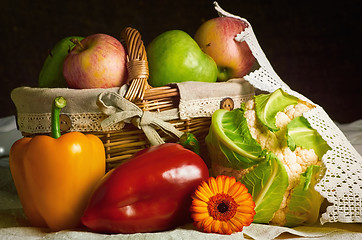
left=206, top=88, right=331, bottom=227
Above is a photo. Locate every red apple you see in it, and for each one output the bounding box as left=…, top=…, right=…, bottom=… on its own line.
left=63, top=34, right=128, bottom=89
left=194, top=17, right=255, bottom=81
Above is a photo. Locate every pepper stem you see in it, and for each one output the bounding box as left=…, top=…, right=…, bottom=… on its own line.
left=51, top=96, right=67, bottom=139
left=179, top=133, right=200, bottom=155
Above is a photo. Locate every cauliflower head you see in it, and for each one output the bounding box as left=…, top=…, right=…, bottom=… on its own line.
left=207, top=88, right=330, bottom=227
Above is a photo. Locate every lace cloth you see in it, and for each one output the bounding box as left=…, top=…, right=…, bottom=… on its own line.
left=213, top=2, right=362, bottom=224
left=11, top=87, right=125, bottom=133
left=178, top=79, right=254, bottom=119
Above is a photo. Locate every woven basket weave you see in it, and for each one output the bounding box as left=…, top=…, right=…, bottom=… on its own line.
left=95, top=27, right=213, bottom=170
left=12, top=27, right=253, bottom=171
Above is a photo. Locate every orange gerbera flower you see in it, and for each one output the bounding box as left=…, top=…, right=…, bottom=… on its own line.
left=190, top=175, right=255, bottom=235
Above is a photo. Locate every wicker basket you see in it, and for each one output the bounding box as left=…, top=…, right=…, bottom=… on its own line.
left=12, top=27, right=254, bottom=171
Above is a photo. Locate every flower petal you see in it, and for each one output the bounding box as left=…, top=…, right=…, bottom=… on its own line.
left=194, top=189, right=210, bottom=202
left=191, top=205, right=208, bottom=214
left=237, top=205, right=256, bottom=214
left=208, top=177, right=219, bottom=194
left=227, top=181, right=243, bottom=197
left=229, top=216, right=244, bottom=232
left=197, top=181, right=214, bottom=200
left=192, top=198, right=208, bottom=207
left=237, top=196, right=255, bottom=212
left=231, top=185, right=253, bottom=203
left=211, top=220, right=221, bottom=233
left=192, top=212, right=210, bottom=222
left=234, top=211, right=254, bottom=226
left=216, top=175, right=226, bottom=193
left=194, top=181, right=217, bottom=202
left=223, top=175, right=236, bottom=193
left=221, top=221, right=233, bottom=235
left=203, top=217, right=214, bottom=233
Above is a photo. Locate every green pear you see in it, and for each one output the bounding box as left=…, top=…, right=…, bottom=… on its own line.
left=146, top=30, right=217, bottom=87
left=38, top=36, right=84, bottom=88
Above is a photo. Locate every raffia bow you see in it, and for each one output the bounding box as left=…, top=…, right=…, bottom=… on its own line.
left=97, top=85, right=184, bottom=146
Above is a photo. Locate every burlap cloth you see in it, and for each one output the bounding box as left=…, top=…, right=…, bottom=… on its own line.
left=11, top=78, right=254, bottom=136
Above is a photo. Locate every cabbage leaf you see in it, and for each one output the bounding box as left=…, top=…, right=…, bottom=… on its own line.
left=205, top=108, right=266, bottom=169
left=285, top=165, right=324, bottom=227
left=255, top=88, right=298, bottom=132
left=287, top=116, right=331, bottom=158
left=241, top=153, right=289, bottom=223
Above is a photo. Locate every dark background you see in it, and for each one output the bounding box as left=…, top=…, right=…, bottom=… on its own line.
left=1, top=0, right=361, bottom=123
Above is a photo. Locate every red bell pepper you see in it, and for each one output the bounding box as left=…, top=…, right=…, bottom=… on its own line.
left=81, top=143, right=209, bottom=233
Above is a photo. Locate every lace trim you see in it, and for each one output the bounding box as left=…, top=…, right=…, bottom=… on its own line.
left=179, top=94, right=254, bottom=119
left=17, top=112, right=124, bottom=134
left=304, top=107, right=362, bottom=224
left=215, top=2, right=362, bottom=224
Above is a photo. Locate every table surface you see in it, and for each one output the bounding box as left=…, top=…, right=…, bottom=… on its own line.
left=1, top=116, right=361, bottom=239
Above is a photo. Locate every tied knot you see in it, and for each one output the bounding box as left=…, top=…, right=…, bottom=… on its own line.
left=97, top=86, right=183, bottom=146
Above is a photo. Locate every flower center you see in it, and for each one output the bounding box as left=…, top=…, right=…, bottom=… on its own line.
left=217, top=202, right=229, bottom=213
left=207, top=193, right=238, bottom=221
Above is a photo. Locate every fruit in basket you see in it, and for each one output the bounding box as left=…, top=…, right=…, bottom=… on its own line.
left=146, top=30, right=218, bottom=87
left=81, top=143, right=209, bottom=234
left=194, top=17, right=255, bottom=81
left=63, top=33, right=128, bottom=89
left=9, top=96, right=105, bottom=231
left=206, top=89, right=331, bottom=227
left=38, top=36, right=84, bottom=88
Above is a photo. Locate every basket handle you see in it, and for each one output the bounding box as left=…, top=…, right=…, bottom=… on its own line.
left=122, top=27, right=150, bottom=102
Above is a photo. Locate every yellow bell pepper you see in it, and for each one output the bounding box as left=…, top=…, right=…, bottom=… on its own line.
left=9, top=96, right=105, bottom=231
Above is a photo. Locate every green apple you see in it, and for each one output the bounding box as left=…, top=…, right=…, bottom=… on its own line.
left=146, top=30, right=218, bottom=87
left=194, top=17, right=255, bottom=81
left=38, top=36, right=84, bottom=88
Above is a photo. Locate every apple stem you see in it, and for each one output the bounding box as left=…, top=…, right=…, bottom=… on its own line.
left=70, top=38, right=84, bottom=51
left=217, top=66, right=232, bottom=81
